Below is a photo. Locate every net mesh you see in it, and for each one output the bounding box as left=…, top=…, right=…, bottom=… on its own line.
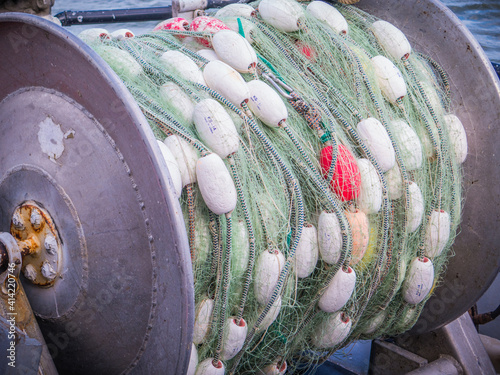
left=84, top=1, right=464, bottom=373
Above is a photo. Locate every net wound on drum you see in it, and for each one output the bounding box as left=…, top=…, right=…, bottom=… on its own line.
left=80, top=0, right=467, bottom=372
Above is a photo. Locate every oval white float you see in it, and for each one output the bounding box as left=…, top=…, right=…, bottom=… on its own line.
left=187, top=343, right=198, bottom=375
left=318, top=211, right=343, bottom=265
left=247, top=80, right=288, bottom=127
left=391, top=119, right=423, bottom=171
left=97, top=46, right=143, bottom=79
left=195, top=358, right=225, bottom=375
left=197, top=49, right=219, bottom=61
left=203, top=60, right=250, bottom=107
left=408, top=181, right=424, bottom=233
left=254, top=250, right=286, bottom=305
left=357, top=117, right=396, bottom=172
left=444, top=114, right=468, bottom=164
left=157, top=141, right=183, bottom=199
left=403, top=257, right=435, bottom=305
left=110, top=28, right=134, bottom=40
left=345, top=209, right=369, bottom=265
left=159, top=50, right=205, bottom=85
left=258, top=295, right=282, bottom=330
left=260, top=360, right=287, bottom=375
left=159, top=82, right=195, bottom=124
left=193, top=298, right=214, bottom=344
left=294, top=225, right=319, bottom=278
left=222, top=318, right=248, bottom=360
left=371, top=55, right=407, bottom=104
left=193, top=98, right=239, bottom=159
left=357, top=158, right=382, bottom=214
left=364, top=310, right=387, bottom=334
left=224, top=17, right=257, bottom=44
left=164, top=134, right=199, bottom=187
left=312, top=311, right=352, bottom=348
left=216, top=3, right=255, bottom=18
left=258, top=0, right=305, bottom=32
left=424, top=210, right=451, bottom=258
left=306, top=1, right=348, bottom=35
left=319, top=267, right=356, bottom=313
left=196, top=153, right=237, bottom=215
left=78, top=28, right=110, bottom=42
left=371, top=20, right=411, bottom=61
left=212, top=30, right=257, bottom=73
left=385, top=165, right=403, bottom=200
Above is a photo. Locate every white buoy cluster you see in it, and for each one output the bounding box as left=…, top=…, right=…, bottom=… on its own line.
left=81, top=0, right=467, bottom=372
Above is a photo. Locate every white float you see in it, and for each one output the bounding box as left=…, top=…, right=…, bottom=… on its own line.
left=424, top=210, right=451, bottom=258
left=196, top=153, right=237, bottom=215
left=312, top=311, right=352, bottom=348
left=164, top=134, right=199, bottom=187
left=391, top=119, right=423, bottom=171
left=193, top=298, right=215, bottom=344
left=159, top=82, right=195, bottom=124
left=197, top=49, right=219, bottom=61
left=215, top=3, right=255, bottom=18
left=318, top=267, right=356, bottom=313
left=97, top=46, right=143, bottom=79
left=187, top=344, right=198, bottom=375
left=420, top=81, right=443, bottom=113
left=110, top=28, right=134, bottom=40
left=157, top=141, right=183, bottom=199
left=203, top=60, right=250, bottom=107
left=357, top=117, right=396, bottom=173
left=385, top=165, right=403, bottom=200
left=258, top=0, right=305, bottom=32
left=224, top=17, right=257, bottom=44
left=371, top=55, right=407, bottom=104
left=357, top=159, right=382, bottom=214
left=364, top=310, right=387, bottom=334
left=294, top=225, right=319, bottom=278
left=254, top=250, right=286, bottom=305
left=444, top=114, right=468, bottom=164
left=403, top=257, right=435, bottom=305
left=193, top=99, right=239, bottom=159
left=195, top=358, right=225, bottom=375
left=306, top=1, right=349, bottom=35
left=408, top=181, right=424, bottom=233
left=247, top=80, right=288, bottom=127
left=222, top=318, right=248, bottom=360
left=258, top=295, right=282, bottom=330
left=318, top=211, right=343, bottom=265
left=159, top=50, right=206, bottom=85
left=212, top=30, right=257, bottom=73
left=371, top=20, right=412, bottom=61
left=260, top=360, right=287, bottom=375
left=78, top=28, right=110, bottom=42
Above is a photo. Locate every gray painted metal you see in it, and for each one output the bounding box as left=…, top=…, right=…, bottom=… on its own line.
left=405, top=356, right=462, bottom=375
left=0, top=13, right=193, bottom=375
left=357, top=0, right=500, bottom=333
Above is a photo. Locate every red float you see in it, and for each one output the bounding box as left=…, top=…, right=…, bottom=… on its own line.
left=189, top=16, right=230, bottom=48
left=320, top=144, right=361, bottom=201
left=154, top=17, right=189, bottom=38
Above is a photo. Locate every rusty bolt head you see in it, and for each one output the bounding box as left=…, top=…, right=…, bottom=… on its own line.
left=12, top=212, right=25, bottom=231
left=41, top=261, right=57, bottom=281
left=30, top=209, right=43, bottom=229
left=23, top=264, right=38, bottom=282
left=44, top=234, right=57, bottom=255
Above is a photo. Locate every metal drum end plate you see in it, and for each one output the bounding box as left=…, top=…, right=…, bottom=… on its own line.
left=0, top=13, right=193, bottom=375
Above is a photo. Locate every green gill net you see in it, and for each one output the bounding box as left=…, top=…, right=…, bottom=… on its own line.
left=83, top=1, right=464, bottom=373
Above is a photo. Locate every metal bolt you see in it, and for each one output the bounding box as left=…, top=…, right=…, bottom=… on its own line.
left=30, top=209, right=43, bottom=230
left=44, top=234, right=57, bottom=255
left=41, top=262, right=57, bottom=281
left=23, top=264, right=38, bottom=282
left=12, top=212, right=25, bottom=231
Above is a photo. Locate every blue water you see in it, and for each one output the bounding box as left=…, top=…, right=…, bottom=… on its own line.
left=52, top=0, right=500, bottom=62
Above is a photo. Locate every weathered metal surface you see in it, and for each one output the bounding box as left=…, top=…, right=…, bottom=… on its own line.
left=0, top=13, right=193, bottom=375
left=9, top=202, right=63, bottom=287
left=357, top=0, right=500, bottom=333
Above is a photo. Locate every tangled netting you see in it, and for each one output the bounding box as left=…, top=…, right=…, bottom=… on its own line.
left=84, top=0, right=465, bottom=373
